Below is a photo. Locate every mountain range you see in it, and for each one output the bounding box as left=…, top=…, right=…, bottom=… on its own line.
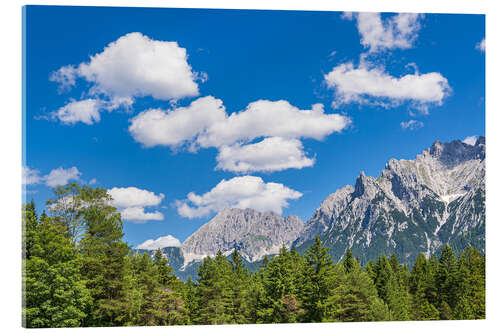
left=137, top=137, right=485, bottom=280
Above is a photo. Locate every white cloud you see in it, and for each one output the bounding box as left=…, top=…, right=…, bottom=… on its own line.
left=49, top=65, right=78, bottom=92
left=108, top=186, right=165, bottom=223
left=129, top=96, right=226, bottom=148
left=22, top=166, right=42, bottom=185
left=23, top=166, right=83, bottom=187
left=108, top=187, right=165, bottom=208
left=216, top=137, right=315, bottom=172
left=136, top=235, right=181, bottom=250
left=198, top=101, right=350, bottom=148
left=129, top=97, right=349, bottom=173
left=89, top=178, right=97, bottom=185
left=176, top=176, right=302, bottom=218
left=400, top=120, right=424, bottom=131
left=44, top=167, right=81, bottom=187
left=120, top=207, right=164, bottom=222
left=50, top=32, right=201, bottom=116
left=345, top=12, right=423, bottom=52
left=324, top=62, right=450, bottom=109
left=476, top=38, right=485, bottom=52
left=52, top=99, right=102, bottom=125
left=463, top=136, right=478, bottom=146
left=130, top=98, right=350, bottom=150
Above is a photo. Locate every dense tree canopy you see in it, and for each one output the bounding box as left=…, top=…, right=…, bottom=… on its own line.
left=22, top=184, right=486, bottom=327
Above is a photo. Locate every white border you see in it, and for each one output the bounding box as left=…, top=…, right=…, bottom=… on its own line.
left=1, top=1, right=498, bottom=333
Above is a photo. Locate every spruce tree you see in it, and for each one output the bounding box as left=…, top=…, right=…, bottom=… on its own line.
left=230, top=249, right=249, bottom=323
left=409, top=253, right=439, bottom=320
left=258, top=246, right=304, bottom=323
left=195, top=252, right=234, bottom=324
left=325, top=263, right=390, bottom=322
left=454, top=245, right=485, bottom=319
left=153, top=249, right=178, bottom=287
left=22, top=199, right=38, bottom=260
left=302, top=235, right=335, bottom=322
left=436, top=244, right=459, bottom=310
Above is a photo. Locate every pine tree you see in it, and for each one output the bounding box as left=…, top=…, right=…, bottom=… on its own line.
left=195, top=252, right=234, bottom=324
left=181, top=277, right=198, bottom=324
left=258, top=246, right=304, bottom=323
left=325, top=263, right=390, bottom=322
left=454, top=245, right=485, bottom=319
left=229, top=249, right=249, bottom=323
left=153, top=249, right=177, bottom=288
left=409, top=253, right=439, bottom=320
left=436, top=244, right=459, bottom=310
left=343, top=248, right=356, bottom=274
left=372, top=255, right=410, bottom=320
left=22, top=199, right=38, bottom=260
left=301, top=235, right=335, bottom=322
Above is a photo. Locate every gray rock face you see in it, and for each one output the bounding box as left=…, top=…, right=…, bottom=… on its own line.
left=181, top=208, right=304, bottom=265
left=295, top=137, right=485, bottom=265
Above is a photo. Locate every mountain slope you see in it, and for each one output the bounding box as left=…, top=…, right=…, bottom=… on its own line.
left=181, top=207, right=304, bottom=265
left=295, top=137, right=485, bottom=265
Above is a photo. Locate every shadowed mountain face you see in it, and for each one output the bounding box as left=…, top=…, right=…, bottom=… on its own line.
left=295, top=137, right=485, bottom=265
left=138, top=137, right=485, bottom=279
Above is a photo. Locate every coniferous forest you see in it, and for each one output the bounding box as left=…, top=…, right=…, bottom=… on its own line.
left=22, top=184, right=485, bottom=327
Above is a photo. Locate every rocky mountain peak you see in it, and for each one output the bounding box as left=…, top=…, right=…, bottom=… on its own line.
left=181, top=207, right=304, bottom=265
left=353, top=171, right=379, bottom=200
left=424, top=138, right=485, bottom=168
left=295, top=137, right=485, bottom=265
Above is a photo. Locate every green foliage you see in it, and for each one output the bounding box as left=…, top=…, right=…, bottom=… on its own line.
left=325, top=264, right=390, bottom=322
left=257, top=245, right=305, bottom=323
left=194, top=252, right=235, bottom=324
left=22, top=185, right=486, bottom=327
left=23, top=203, right=91, bottom=328
left=301, top=235, right=336, bottom=322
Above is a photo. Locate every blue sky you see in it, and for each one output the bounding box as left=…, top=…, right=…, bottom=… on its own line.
left=23, top=6, right=485, bottom=249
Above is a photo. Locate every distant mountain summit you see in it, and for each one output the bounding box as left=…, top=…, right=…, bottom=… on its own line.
left=137, top=137, right=485, bottom=279
left=181, top=208, right=304, bottom=266
left=295, top=137, right=485, bottom=264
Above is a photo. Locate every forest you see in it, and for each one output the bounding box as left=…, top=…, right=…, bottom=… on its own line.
left=22, top=183, right=485, bottom=327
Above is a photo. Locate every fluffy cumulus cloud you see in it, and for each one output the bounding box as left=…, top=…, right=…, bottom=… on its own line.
left=197, top=101, right=350, bottom=148
left=476, top=38, right=485, bottom=52
left=463, top=136, right=478, bottom=146
left=129, top=96, right=226, bottom=148
left=129, top=97, right=350, bottom=172
left=120, top=207, right=164, bottom=222
left=108, top=187, right=165, bottom=208
left=136, top=235, right=181, bottom=250
left=108, top=186, right=165, bottom=223
left=49, top=32, right=201, bottom=124
left=344, top=12, right=423, bottom=52
left=22, top=166, right=42, bottom=185
left=130, top=98, right=350, bottom=149
left=400, top=119, right=424, bottom=131
left=51, top=99, right=102, bottom=125
left=176, top=176, right=303, bottom=218
left=216, top=137, right=315, bottom=172
left=44, top=167, right=82, bottom=187
left=324, top=62, right=450, bottom=109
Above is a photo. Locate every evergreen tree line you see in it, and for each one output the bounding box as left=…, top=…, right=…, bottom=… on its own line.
left=22, top=183, right=485, bottom=327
